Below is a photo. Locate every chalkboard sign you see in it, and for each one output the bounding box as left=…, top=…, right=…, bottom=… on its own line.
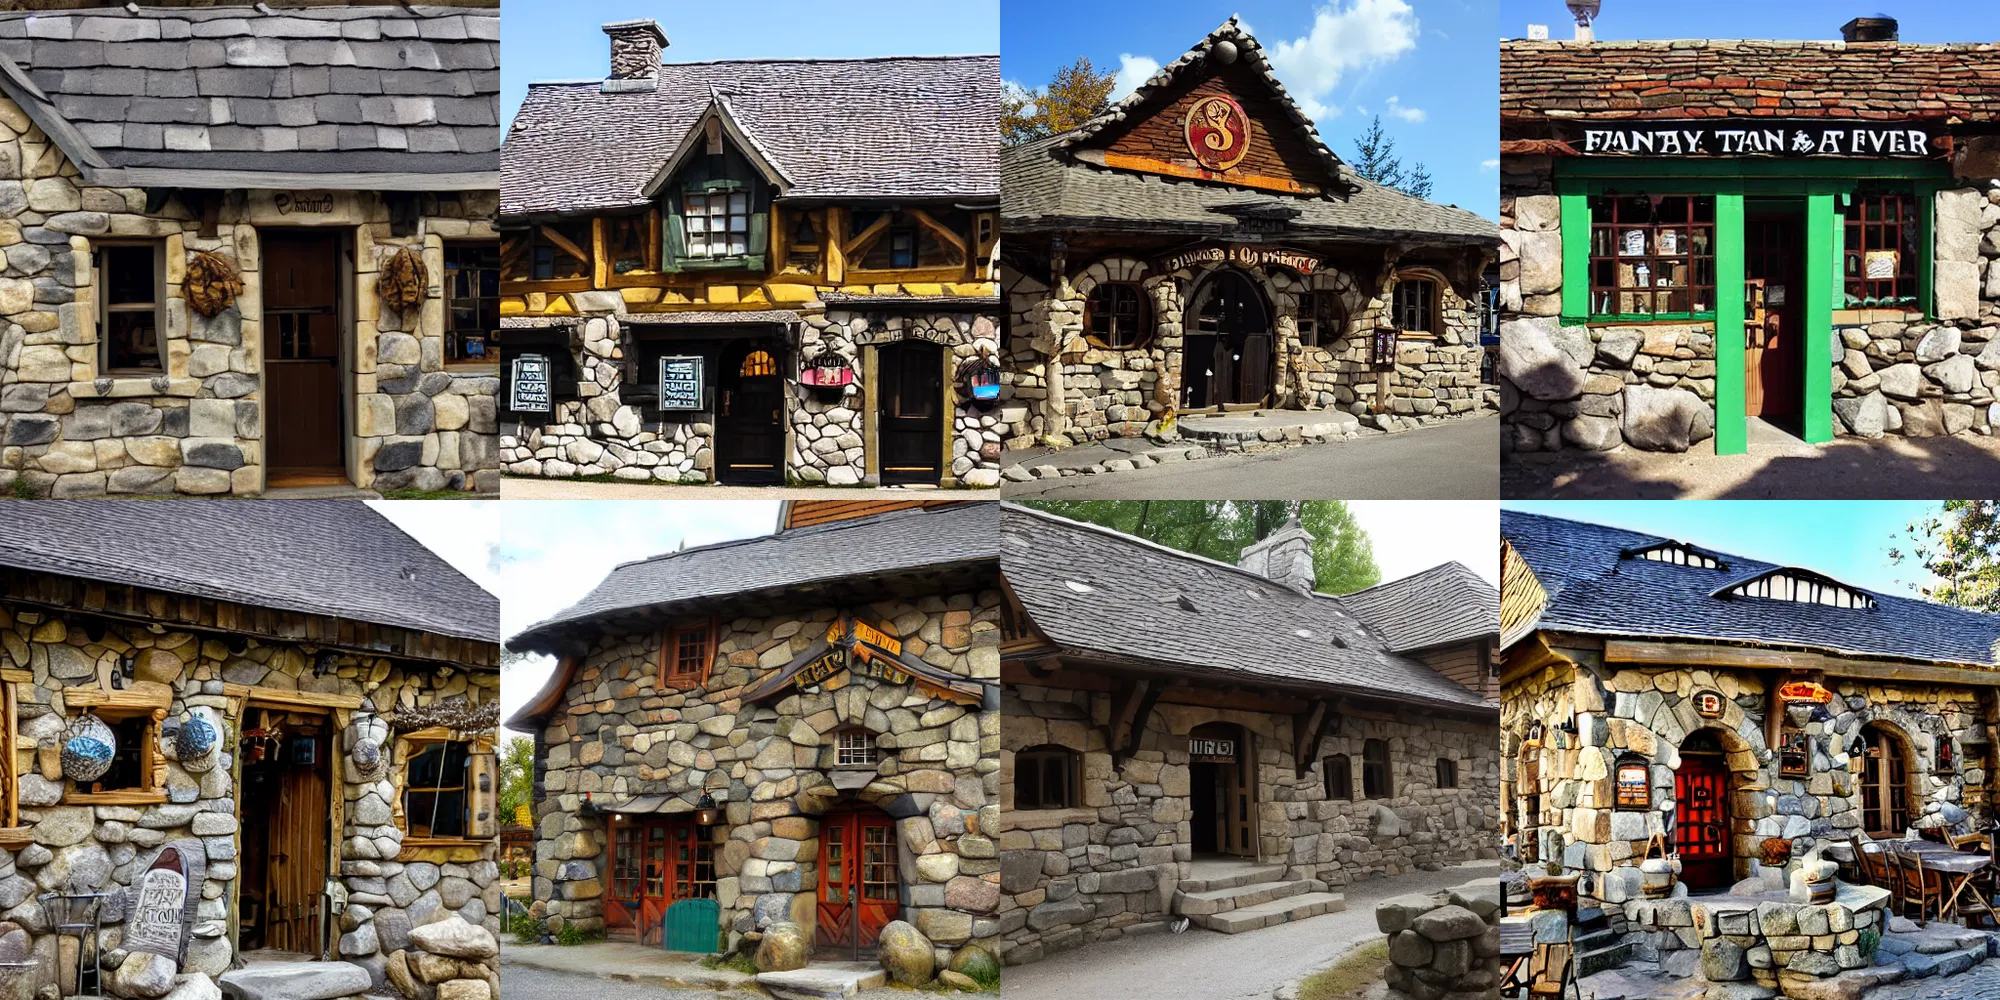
left=510, top=354, right=551, bottom=413
left=658, top=355, right=705, bottom=411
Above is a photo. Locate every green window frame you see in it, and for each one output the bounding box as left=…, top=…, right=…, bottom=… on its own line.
left=662, top=181, right=769, bottom=274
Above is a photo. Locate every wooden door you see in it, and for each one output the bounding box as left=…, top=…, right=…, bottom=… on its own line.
left=1234, top=330, right=1273, bottom=406
left=1191, top=724, right=1255, bottom=857
left=1861, top=726, right=1911, bottom=837
left=877, top=341, right=943, bottom=485
left=815, top=805, right=899, bottom=956
left=606, top=822, right=643, bottom=940
left=262, top=231, right=345, bottom=478
left=1182, top=333, right=1220, bottom=410
left=263, top=725, right=328, bottom=954
left=1184, top=271, right=1272, bottom=409
left=718, top=342, right=783, bottom=484
left=1674, top=741, right=1731, bottom=891
left=1744, top=215, right=1802, bottom=418
left=606, top=818, right=716, bottom=944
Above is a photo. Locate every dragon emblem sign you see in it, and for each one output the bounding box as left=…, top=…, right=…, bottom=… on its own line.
left=1185, top=94, right=1250, bottom=171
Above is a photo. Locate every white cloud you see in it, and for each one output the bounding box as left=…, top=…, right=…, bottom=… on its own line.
left=1345, top=501, right=1498, bottom=588
left=1385, top=95, right=1425, bottom=123
left=1480, top=158, right=1500, bottom=170
left=1111, top=54, right=1161, bottom=101
left=1003, top=78, right=1037, bottom=117
left=1298, top=95, right=1339, bottom=119
left=1267, top=0, right=1422, bottom=117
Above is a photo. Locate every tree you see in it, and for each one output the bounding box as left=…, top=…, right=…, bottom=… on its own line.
left=1350, top=115, right=1434, bottom=201
left=1017, top=500, right=1381, bottom=594
left=1889, top=501, right=2000, bottom=611
left=1003, top=57, right=1117, bottom=145
left=499, top=735, right=536, bottom=825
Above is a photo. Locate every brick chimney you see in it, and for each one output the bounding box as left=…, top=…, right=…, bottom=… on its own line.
left=1841, top=16, right=1898, bottom=42
left=1237, top=518, right=1317, bottom=593
left=604, top=19, right=668, bottom=80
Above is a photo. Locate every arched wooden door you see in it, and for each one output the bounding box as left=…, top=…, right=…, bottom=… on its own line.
left=1188, top=723, right=1255, bottom=857
left=1674, top=730, right=1732, bottom=891
left=717, top=342, right=784, bottom=484
left=816, top=803, right=900, bottom=957
left=877, top=341, right=943, bottom=484
left=1860, top=724, right=1912, bottom=837
left=1183, top=271, right=1273, bottom=411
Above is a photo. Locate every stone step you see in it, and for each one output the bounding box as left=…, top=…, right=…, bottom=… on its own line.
left=1189, top=891, right=1346, bottom=934
left=1575, top=940, right=1632, bottom=978
left=756, top=964, right=888, bottom=1000
left=220, top=963, right=373, bottom=1000
left=1174, top=878, right=1321, bottom=916
left=1176, top=863, right=1290, bottom=894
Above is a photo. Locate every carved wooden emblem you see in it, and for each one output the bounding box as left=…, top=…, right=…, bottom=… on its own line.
left=1693, top=690, right=1725, bottom=718
left=1185, top=94, right=1250, bottom=171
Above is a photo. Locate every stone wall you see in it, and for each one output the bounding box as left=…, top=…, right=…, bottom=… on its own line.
left=1376, top=879, right=1502, bottom=1000
left=530, top=592, right=1003, bottom=971
left=1502, top=656, right=1988, bottom=892
left=0, top=601, right=501, bottom=1000
left=1497, top=170, right=2000, bottom=451
left=999, top=255, right=1491, bottom=450
left=0, top=96, right=500, bottom=496
left=996, top=683, right=1498, bottom=965
left=496, top=301, right=1005, bottom=487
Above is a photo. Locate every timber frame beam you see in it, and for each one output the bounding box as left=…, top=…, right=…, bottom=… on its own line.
left=1292, top=699, right=1340, bottom=779
left=1604, top=639, right=2000, bottom=687
left=1108, top=676, right=1167, bottom=763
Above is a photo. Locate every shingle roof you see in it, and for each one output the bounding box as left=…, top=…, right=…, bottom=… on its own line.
left=1000, top=505, right=1494, bottom=712
left=0, top=5, right=498, bottom=189
left=0, top=500, right=496, bottom=644
left=1501, top=39, right=2000, bottom=126
left=502, top=55, right=999, bottom=217
left=1341, top=562, right=1499, bottom=653
left=1500, top=510, right=2000, bottom=667
left=507, top=501, right=1000, bottom=654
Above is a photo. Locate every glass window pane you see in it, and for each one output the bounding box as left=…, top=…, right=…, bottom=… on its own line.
left=730, top=193, right=748, bottom=214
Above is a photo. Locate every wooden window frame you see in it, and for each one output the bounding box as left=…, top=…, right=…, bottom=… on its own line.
left=1323, top=753, right=1352, bottom=801
left=657, top=616, right=718, bottom=690
left=1297, top=290, right=1340, bottom=349
left=1084, top=282, right=1153, bottom=350
left=443, top=241, right=501, bottom=370
left=1435, top=757, right=1458, bottom=789
left=0, top=670, right=28, bottom=843
left=834, top=729, right=880, bottom=768
left=1391, top=275, right=1440, bottom=336
left=1843, top=190, right=1920, bottom=309
left=527, top=221, right=593, bottom=283
left=682, top=191, right=754, bottom=261
left=1362, top=738, right=1393, bottom=799
left=62, top=686, right=172, bottom=805
left=1014, top=744, right=1079, bottom=810
left=845, top=208, right=969, bottom=280
left=1586, top=194, right=1716, bottom=321
left=1861, top=724, right=1913, bottom=839
left=393, top=726, right=497, bottom=852
left=97, top=241, right=167, bottom=376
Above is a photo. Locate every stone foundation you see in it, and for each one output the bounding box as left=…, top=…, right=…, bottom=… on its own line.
left=1377, top=879, right=1503, bottom=1000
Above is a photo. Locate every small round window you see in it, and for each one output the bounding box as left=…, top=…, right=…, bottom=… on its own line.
left=1085, top=282, right=1153, bottom=350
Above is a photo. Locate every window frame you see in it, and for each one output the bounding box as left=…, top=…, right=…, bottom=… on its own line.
left=1843, top=190, right=1920, bottom=310
left=1084, top=282, right=1153, bottom=351
left=96, top=241, right=167, bottom=376
left=1585, top=194, right=1717, bottom=322
left=401, top=738, right=473, bottom=840
left=834, top=729, right=880, bottom=768
left=443, top=241, right=501, bottom=370
left=0, top=671, right=23, bottom=844
left=1391, top=276, right=1439, bottom=336
left=1297, top=290, right=1343, bottom=349
left=657, top=616, right=718, bottom=690
left=393, top=727, right=497, bottom=850
left=681, top=190, right=754, bottom=261
left=524, top=221, right=593, bottom=284
left=1362, top=738, right=1393, bottom=799
left=1014, top=744, right=1080, bottom=810
left=1322, top=753, right=1352, bottom=801
left=1435, top=757, right=1458, bottom=789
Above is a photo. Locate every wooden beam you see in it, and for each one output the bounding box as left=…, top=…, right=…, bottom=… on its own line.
left=65, top=687, right=173, bottom=712
left=538, top=224, right=589, bottom=264
left=910, top=209, right=968, bottom=256
left=825, top=207, right=846, bottom=284
left=1108, top=676, right=1166, bottom=763
left=1605, top=639, right=2000, bottom=685
left=1293, top=699, right=1333, bottom=779
left=840, top=213, right=892, bottom=259
left=222, top=684, right=364, bottom=711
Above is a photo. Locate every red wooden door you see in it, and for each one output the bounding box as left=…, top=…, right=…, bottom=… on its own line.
left=816, top=805, right=900, bottom=955
left=1744, top=214, right=1802, bottom=419
left=1675, top=747, right=1732, bottom=891
left=606, top=819, right=716, bottom=944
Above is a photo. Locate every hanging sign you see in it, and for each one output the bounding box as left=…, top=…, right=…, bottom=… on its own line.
left=1184, top=94, right=1251, bottom=171
left=1777, top=681, right=1833, bottom=705
left=509, top=354, right=551, bottom=413
left=1615, top=758, right=1651, bottom=810
left=1158, top=244, right=1321, bottom=276
left=1576, top=120, right=1939, bottom=159
left=1371, top=327, right=1398, bottom=371
left=1189, top=737, right=1236, bottom=761
left=657, top=355, right=705, bottom=411
left=1693, top=690, right=1726, bottom=718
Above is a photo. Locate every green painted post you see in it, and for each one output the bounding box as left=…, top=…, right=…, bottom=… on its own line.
left=1559, top=190, right=1591, bottom=324
left=1803, top=192, right=1836, bottom=443
left=1713, top=191, right=1747, bottom=455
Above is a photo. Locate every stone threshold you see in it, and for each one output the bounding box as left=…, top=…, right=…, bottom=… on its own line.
left=497, top=941, right=755, bottom=992
left=1001, top=406, right=1498, bottom=483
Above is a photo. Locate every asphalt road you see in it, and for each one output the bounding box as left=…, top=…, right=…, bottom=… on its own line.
left=1001, top=416, right=1501, bottom=499
left=1003, top=862, right=1501, bottom=1000
left=500, top=477, right=986, bottom=499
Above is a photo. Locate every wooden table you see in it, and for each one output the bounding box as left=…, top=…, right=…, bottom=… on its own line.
left=1899, top=840, right=1992, bottom=921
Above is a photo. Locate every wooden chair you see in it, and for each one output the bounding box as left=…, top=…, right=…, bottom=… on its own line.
left=1528, top=941, right=1579, bottom=1000
left=1857, top=839, right=1891, bottom=890
left=1844, top=835, right=1871, bottom=885
left=1892, top=846, right=1942, bottom=926
left=1952, top=874, right=1998, bottom=929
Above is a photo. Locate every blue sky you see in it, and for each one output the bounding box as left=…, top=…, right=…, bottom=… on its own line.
left=1502, top=501, right=1948, bottom=599
left=1500, top=0, right=1993, bottom=42
left=1003, top=0, right=1498, bottom=220
left=501, top=0, right=1000, bottom=130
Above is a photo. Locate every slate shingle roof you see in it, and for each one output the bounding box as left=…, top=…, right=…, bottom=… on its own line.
left=507, top=501, right=1000, bottom=653
left=1500, top=510, right=2000, bottom=668
left=1501, top=39, right=2000, bottom=126
left=502, top=55, right=999, bottom=218
left=0, top=500, right=497, bottom=644
left=0, top=5, right=498, bottom=187
left=1341, top=562, right=1499, bottom=653
left=1000, top=505, right=1494, bottom=712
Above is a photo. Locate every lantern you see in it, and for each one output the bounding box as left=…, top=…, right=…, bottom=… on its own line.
left=695, top=792, right=722, bottom=826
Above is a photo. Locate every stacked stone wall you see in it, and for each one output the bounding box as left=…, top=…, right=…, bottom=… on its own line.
left=1376, top=879, right=1503, bottom=1000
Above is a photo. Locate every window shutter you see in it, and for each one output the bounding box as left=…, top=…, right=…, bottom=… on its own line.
left=663, top=203, right=686, bottom=274
left=466, top=742, right=498, bottom=839
left=745, top=209, right=769, bottom=272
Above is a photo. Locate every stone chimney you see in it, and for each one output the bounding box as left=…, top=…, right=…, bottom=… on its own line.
left=1840, top=16, right=1898, bottom=42
left=604, top=19, right=668, bottom=80
left=1237, top=518, right=1317, bottom=593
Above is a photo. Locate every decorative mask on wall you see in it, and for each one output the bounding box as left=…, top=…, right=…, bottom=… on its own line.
left=379, top=247, right=428, bottom=315
left=185, top=250, right=243, bottom=319
left=799, top=347, right=854, bottom=395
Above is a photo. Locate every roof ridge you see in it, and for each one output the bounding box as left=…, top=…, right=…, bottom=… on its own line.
left=1346, top=559, right=1491, bottom=597
left=1002, top=502, right=1337, bottom=601
left=610, top=502, right=984, bottom=573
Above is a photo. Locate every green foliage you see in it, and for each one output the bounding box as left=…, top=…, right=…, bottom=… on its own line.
left=498, top=736, right=536, bottom=825
left=554, top=924, right=603, bottom=947
left=1350, top=115, right=1434, bottom=201
left=8, top=476, right=29, bottom=500
left=508, top=910, right=543, bottom=946
left=1017, top=501, right=1380, bottom=594
left=699, top=952, right=760, bottom=976
left=1889, top=501, right=2000, bottom=611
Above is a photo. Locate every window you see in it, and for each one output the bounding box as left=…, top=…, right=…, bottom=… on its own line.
left=1435, top=757, right=1458, bottom=789
left=739, top=350, right=776, bottom=377
left=608, top=214, right=652, bottom=274
left=836, top=729, right=880, bottom=767
left=1861, top=724, right=1912, bottom=838
left=1627, top=542, right=1724, bottom=570
left=1014, top=744, right=1078, bottom=810
left=1362, top=739, right=1392, bottom=798
left=404, top=739, right=471, bottom=838
left=684, top=192, right=751, bottom=259
left=1297, top=291, right=1342, bottom=349
left=1323, top=754, right=1352, bottom=800
left=64, top=706, right=161, bottom=800
left=99, top=244, right=163, bottom=373
left=1588, top=195, right=1716, bottom=318
left=1723, top=569, right=1877, bottom=609
left=1843, top=192, right=1919, bottom=308
left=527, top=221, right=592, bottom=281
left=1392, top=277, right=1437, bottom=334
left=659, top=619, right=715, bottom=688
left=1086, top=283, right=1152, bottom=350
left=611, top=823, right=642, bottom=902
left=862, top=823, right=898, bottom=901
left=444, top=243, right=499, bottom=366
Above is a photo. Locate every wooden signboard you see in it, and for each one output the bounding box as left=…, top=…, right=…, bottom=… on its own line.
left=1778, top=729, right=1811, bottom=779
left=1158, top=244, right=1320, bottom=276
left=1576, top=120, right=1940, bottom=159
left=1778, top=681, right=1833, bottom=705
left=657, top=355, right=705, bottom=411
left=1189, top=737, right=1235, bottom=762
left=509, top=354, right=551, bottom=413
left=1184, top=94, right=1250, bottom=171
left=1615, top=758, right=1651, bottom=810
